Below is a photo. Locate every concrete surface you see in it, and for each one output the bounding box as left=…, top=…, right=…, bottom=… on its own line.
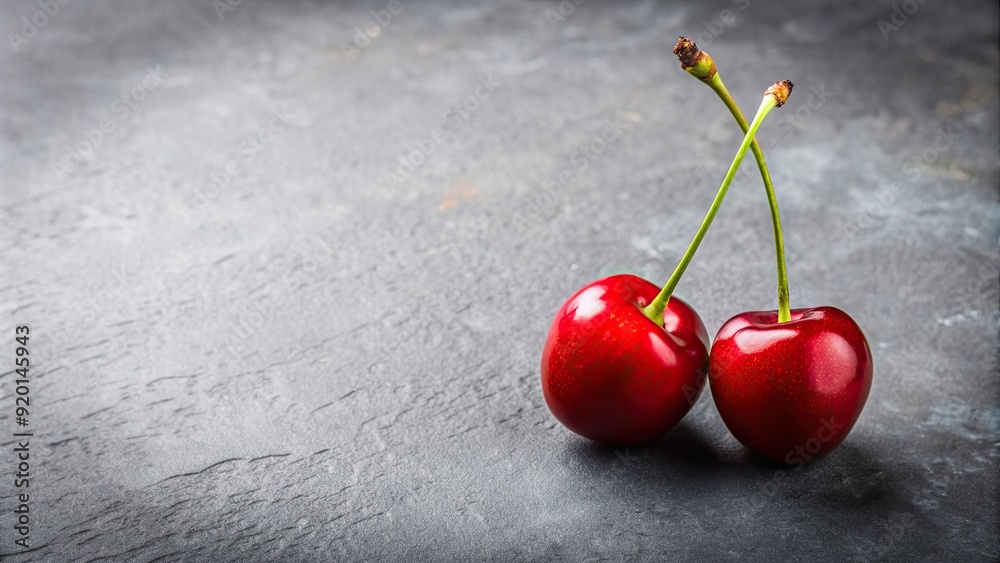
left=1, top=0, right=998, bottom=561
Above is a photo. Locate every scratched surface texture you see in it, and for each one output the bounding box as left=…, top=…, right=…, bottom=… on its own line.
left=0, top=0, right=998, bottom=561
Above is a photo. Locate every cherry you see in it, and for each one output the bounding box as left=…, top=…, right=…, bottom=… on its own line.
left=709, top=308, right=873, bottom=463
left=674, top=37, right=874, bottom=462
left=541, top=80, right=793, bottom=445
left=541, top=275, right=708, bottom=445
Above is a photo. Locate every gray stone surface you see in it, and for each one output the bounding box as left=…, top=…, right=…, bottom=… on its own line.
left=1, top=0, right=998, bottom=561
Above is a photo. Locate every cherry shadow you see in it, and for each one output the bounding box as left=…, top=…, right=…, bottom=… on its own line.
left=559, top=431, right=932, bottom=561
left=563, top=420, right=906, bottom=502
left=563, top=419, right=734, bottom=483
left=647, top=422, right=725, bottom=464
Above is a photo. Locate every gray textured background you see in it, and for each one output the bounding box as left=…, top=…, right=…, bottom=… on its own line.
left=1, top=0, right=998, bottom=561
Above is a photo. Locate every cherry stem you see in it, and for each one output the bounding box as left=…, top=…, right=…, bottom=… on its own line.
left=706, top=74, right=792, bottom=323
left=642, top=93, right=782, bottom=326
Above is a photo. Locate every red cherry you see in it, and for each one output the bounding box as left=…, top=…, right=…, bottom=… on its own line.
left=709, top=307, right=873, bottom=463
left=538, top=81, right=792, bottom=447
left=540, top=274, right=709, bottom=445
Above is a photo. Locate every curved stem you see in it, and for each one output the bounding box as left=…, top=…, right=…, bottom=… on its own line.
left=642, top=95, right=779, bottom=326
left=707, top=74, right=791, bottom=322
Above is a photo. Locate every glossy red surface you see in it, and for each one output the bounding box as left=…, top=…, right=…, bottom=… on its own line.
left=540, top=274, right=709, bottom=445
left=709, top=307, right=873, bottom=463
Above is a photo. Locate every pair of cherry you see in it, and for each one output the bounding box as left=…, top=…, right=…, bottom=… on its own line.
left=540, top=38, right=873, bottom=464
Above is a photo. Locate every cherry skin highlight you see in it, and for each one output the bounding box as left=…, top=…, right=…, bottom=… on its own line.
left=709, top=307, right=873, bottom=463
left=540, top=274, right=709, bottom=445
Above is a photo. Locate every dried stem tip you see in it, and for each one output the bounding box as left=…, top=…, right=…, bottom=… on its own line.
left=765, top=80, right=794, bottom=107
left=673, top=36, right=700, bottom=67
left=672, top=36, right=716, bottom=80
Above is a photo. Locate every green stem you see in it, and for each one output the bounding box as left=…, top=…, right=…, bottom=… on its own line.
left=642, top=95, right=779, bottom=326
left=706, top=74, right=792, bottom=322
